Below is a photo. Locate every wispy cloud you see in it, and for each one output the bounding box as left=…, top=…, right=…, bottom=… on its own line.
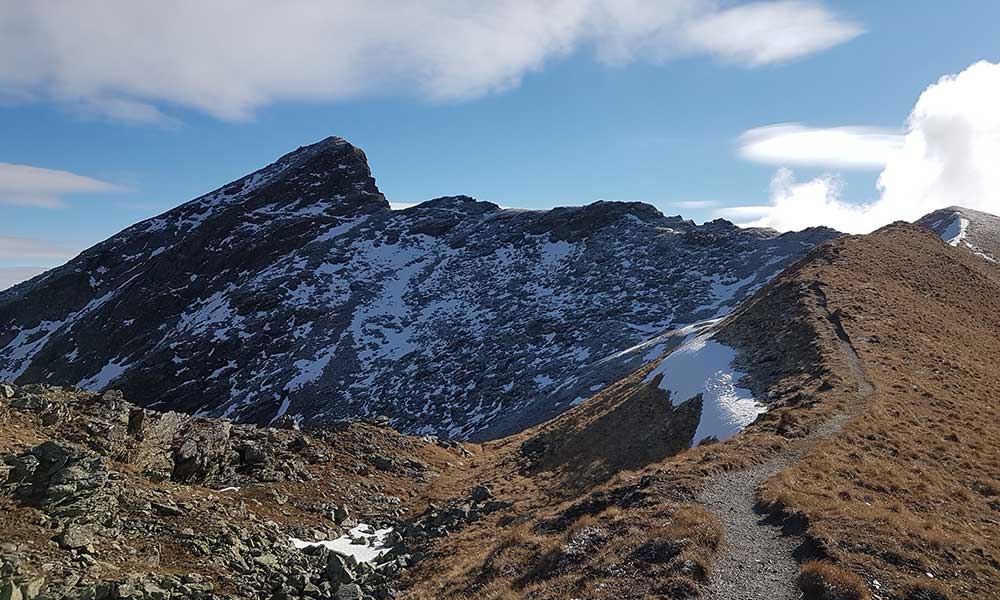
left=79, top=96, right=177, bottom=127
left=672, top=200, right=719, bottom=209
left=0, top=1, right=861, bottom=123
left=0, top=236, right=80, bottom=289
left=739, top=124, right=904, bottom=170
left=714, top=205, right=772, bottom=219
left=681, top=1, right=862, bottom=67
left=0, top=267, right=48, bottom=291
left=0, top=236, right=79, bottom=261
left=0, top=163, right=122, bottom=208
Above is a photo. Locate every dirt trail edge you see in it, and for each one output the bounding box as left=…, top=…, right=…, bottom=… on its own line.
left=699, top=300, right=873, bottom=600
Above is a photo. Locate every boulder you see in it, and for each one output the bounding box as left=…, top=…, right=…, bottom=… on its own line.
left=470, top=485, right=492, bottom=503
left=57, top=525, right=95, bottom=550
left=5, top=441, right=113, bottom=519
left=171, top=421, right=233, bottom=483
left=336, top=583, right=366, bottom=600
left=332, top=505, right=350, bottom=524
left=326, top=553, right=357, bottom=584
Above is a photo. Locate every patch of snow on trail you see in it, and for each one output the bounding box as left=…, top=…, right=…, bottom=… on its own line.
left=291, top=524, right=393, bottom=563
left=646, top=332, right=766, bottom=445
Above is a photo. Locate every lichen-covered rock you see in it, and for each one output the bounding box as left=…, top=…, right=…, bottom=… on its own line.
left=3, top=441, right=114, bottom=520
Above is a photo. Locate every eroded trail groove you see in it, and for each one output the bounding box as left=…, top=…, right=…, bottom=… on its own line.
left=700, top=297, right=873, bottom=600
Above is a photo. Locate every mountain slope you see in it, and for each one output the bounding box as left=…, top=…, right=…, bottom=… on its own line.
left=402, top=220, right=1000, bottom=600
left=0, top=136, right=838, bottom=440
left=756, top=222, right=1000, bottom=599
left=5, top=208, right=1000, bottom=599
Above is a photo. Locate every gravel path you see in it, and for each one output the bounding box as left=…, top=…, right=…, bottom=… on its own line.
left=699, top=317, right=872, bottom=600
left=699, top=453, right=805, bottom=599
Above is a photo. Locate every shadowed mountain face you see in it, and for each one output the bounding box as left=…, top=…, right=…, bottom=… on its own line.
left=0, top=137, right=839, bottom=440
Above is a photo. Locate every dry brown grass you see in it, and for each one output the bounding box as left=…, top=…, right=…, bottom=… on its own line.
left=799, top=561, right=870, bottom=600
left=758, top=224, right=1000, bottom=599
left=403, top=498, right=723, bottom=600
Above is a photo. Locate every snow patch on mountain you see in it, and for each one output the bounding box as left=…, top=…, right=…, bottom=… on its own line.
left=646, top=330, right=766, bottom=445
left=941, top=216, right=969, bottom=246
left=291, top=524, right=394, bottom=564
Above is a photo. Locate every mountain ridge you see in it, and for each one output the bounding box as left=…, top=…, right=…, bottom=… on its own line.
left=0, top=136, right=926, bottom=442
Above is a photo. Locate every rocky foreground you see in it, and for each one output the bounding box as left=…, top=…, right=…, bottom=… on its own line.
left=0, top=383, right=502, bottom=600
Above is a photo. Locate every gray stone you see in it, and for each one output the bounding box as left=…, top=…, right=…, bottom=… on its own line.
left=57, top=525, right=95, bottom=550
left=470, top=485, right=492, bottom=503
left=0, top=581, right=23, bottom=600
left=336, top=583, right=365, bottom=600
left=253, top=554, right=279, bottom=569
left=325, top=553, right=356, bottom=584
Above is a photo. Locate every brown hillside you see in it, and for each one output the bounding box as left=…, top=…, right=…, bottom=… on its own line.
left=759, top=222, right=1000, bottom=599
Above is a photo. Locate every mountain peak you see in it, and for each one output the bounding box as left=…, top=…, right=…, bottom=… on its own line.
left=222, top=136, right=385, bottom=210
left=275, top=135, right=360, bottom=163
left=916, top=205, right=1000, bottom=262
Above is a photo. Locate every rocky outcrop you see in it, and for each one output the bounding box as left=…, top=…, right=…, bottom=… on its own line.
left=5, top=441, right=114, bottom=520
left=0, top=383, right=478, bottom=600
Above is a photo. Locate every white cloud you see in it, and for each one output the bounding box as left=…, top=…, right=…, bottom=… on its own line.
left=733, top=168, right=867, bottom=231
left=0, top=163, right=122, bottom=208
left=735, top=61, right=1000, bottom=233
left=672, top=200, right=719, bottom=209
left=739, top=124, right=904, bottom=170
left=0, top=267, right=48, bottom=291
left=0, top=237, right=80, bottom=290
left=0, top=236, right=79, bottom=261
left=0, top=1, right=860, bottom=122
left=681, top=1, right=862, bottom=67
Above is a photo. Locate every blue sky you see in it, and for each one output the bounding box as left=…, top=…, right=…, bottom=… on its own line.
left=3, top=1, right=1000, bottom=287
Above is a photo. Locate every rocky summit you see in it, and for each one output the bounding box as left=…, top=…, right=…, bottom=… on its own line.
left=0, top=136, right=837, bottom=440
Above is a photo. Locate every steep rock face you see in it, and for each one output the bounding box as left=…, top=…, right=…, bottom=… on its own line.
left=0, top=137, right=839, bottom=440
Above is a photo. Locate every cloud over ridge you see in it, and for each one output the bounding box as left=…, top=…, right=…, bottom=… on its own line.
left=736, top=60, right=1000, bottom=233
left=739, top=124, right=904, bottom=170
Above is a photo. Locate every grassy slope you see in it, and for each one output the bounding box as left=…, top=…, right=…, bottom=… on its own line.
left=760, top=223, right=1000, bottom=599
